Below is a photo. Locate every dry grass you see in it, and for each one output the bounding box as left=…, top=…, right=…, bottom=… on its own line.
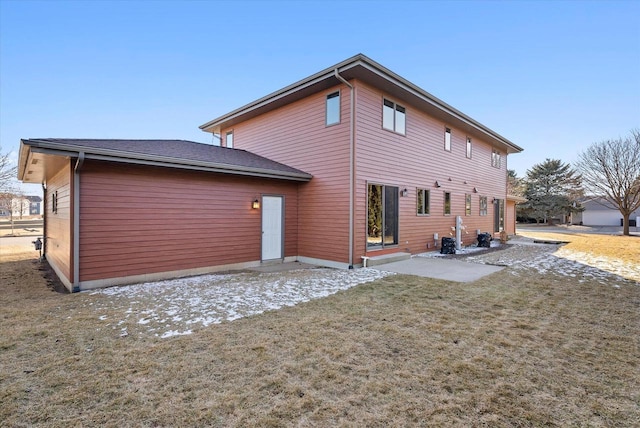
left=517, top=229, right=640, bottom=266
left=1, top=236, right=639, bottom=427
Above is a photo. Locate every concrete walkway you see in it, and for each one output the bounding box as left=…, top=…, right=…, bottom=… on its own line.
left=371, top=257, right=504, bottom=283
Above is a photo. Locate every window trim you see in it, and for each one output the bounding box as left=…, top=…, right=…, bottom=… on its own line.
left=325, top=90, right=340, bottom=126
left=52, top=190, right=58, bottom=214
left=226, top=131, right=234, bottom=149
left=444, top=191, right=451, bottom=216
left=382, top=98, right=406, bottom=135
left=416, top=188, right=430, bottom=216
left=492, top=149, right=502, bottom=168
left=367, top=183, right=400, bottom=249
left=445, top=127, right=451, bottom=151
left=479, top=196, right=488, bottom=216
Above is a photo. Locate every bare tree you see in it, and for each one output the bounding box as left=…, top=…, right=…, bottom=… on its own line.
left=575, top=129, right=640, bottom=236
left=507, top=169, right=525, bottom=197
left=0, top=147, right=18, bottom=192
left=0, top=188, right=24, bottom=236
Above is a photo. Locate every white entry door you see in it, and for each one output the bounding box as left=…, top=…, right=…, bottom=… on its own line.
left=261, top=196, right=283, bottom=261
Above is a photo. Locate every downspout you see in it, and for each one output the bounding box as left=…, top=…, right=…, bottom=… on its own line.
left=334, top=69, right=355, bottom=268
left=72, top=152, right=85, bottom=292
left=42, top=183, right=47, bottom=259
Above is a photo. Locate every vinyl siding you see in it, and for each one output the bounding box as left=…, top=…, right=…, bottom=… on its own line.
left=45, top=161, right=73, bottom=284
left=78, top=161, right=298, bottom=283
left=227, top=84, right=352, bottom=263
left=354, top=81, right=507, bottom=258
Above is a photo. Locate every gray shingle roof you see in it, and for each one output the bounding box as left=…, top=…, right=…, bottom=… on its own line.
left=21, top=138, right=312, bottom=181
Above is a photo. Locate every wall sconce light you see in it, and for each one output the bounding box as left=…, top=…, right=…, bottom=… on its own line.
left=448, top=177, right=452, bottom=181
left=464, top=180, right=468, bottom=184
left=435, top=181, right=441, bottom=188
left=400, top=188, right=408, bottom=197
left=252, top=198, right=260, bottom=209
left=473, top=187, right=479, bottom=193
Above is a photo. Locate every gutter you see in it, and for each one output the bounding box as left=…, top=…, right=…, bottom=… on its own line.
left=334, top=69, right=355, bottom=269
left=72, top=152, right=85, bottom=292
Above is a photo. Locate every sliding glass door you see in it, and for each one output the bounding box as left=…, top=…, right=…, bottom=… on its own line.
left=367, top=184, right=399, bottom=248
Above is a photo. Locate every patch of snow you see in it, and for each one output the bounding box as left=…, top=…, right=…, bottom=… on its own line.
left=89, top=267, right=392, bottom=339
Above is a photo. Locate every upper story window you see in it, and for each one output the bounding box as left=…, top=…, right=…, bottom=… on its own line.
left=226, top=131, right=234, bottom=149
left=445, top=128, right=451, bottom=151
left=417, top=188, right=430, bottom=215
left=383, top=98, right=406, bottom=135
left=465, top=194, right=472, bottom=216
left=466, top=137, right=472, bottom=158
left=444, top=191, right=451, bottom=215
left=326, top=91, right=340, bottom=126
left=492, top=149, right=501, bottom=168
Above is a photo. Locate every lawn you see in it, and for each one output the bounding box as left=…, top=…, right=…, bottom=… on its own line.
left=1, top=233, right=638, bottom=427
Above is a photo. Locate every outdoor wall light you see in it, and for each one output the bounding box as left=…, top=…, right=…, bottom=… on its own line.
left=435, top=181, right=441, bottom=188
left=473, top=187, right=479, bottom=193
left=252, top=199, right=260, bottom=209
left=401, top=188, right=408, bottom=197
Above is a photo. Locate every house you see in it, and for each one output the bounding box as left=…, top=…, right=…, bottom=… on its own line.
left=0, top=194, right=41, bottom=218
left=18, top=54, right=523, bottom=292
left=573, top=197, right=639, bottom=227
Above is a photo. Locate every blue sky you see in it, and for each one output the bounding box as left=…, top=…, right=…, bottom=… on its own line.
left=1, top=0, right=639, bottom=195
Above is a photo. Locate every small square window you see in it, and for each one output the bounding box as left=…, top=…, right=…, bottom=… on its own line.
left=417, top=188, right=430, bottom=215
left=444, top=191, right=451, bottom=215
left=445, top=128, right=451, bottom=151
left=326, top=91, right=340, bottom=125
left=466, top=137, right=472, bottom=158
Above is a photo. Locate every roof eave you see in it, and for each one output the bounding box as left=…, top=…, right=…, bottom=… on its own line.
left=199, top=54, right=523, bottom=154
left=21, top=140, right=312, bottom=182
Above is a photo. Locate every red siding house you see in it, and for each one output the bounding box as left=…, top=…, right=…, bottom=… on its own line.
left=18, top=54, right=523, bottom=291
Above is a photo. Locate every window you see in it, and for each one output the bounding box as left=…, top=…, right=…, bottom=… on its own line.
left=466, top=137, right=472, bottom=158
left=367, top=184, right=399, bottom=248
left=494, top=198, right=505, bottom=232
left=445, top=128, right=451, bottom=151
left=465, top=194, right=472, bottom=216
left=492, top=149, right=501, bottom=168
left=52, top=191, right=58, bottom=214
left=417, top=188, right=430, bottom=215
left=326, top=91, right=340, bottom=125
left=226, top=131, right=234, bottom=149
left=479, top=196, right=488, bottom=216
left=382, top=98, right=406, bottom=134
left=444, top=191, right=451, bottom=215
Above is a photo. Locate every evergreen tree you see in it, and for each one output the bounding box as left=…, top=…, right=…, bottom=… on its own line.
left=519, top=159, right=583, bottom=224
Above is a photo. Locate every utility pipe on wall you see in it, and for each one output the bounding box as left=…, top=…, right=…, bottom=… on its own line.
left=333, top=69, right=355, bottom=268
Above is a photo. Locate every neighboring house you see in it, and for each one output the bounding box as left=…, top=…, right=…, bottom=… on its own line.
left=573, top=197, right=639, bottom=226
left=0, top=194, right=41, bottom=218
left=26, top=195, right=42, bottom=215
left=18, top=54, right=523, bottom=292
